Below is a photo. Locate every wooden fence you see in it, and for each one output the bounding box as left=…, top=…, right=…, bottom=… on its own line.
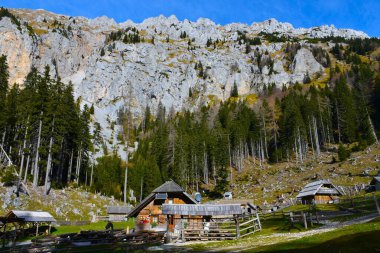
left=174, top=213, right=261, bottom=241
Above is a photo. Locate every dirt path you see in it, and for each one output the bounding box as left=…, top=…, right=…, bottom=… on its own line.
left=200, top=213, right=379, bottom=253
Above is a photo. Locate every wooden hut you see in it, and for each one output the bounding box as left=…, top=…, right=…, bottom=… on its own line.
left=370, top=177, right=380, bottom=191
left=297, top=180, right=343, bottom=204
left=1, top=210, right=56, bottom=236
left=127, top=180, right=197, bottom=232
left=106, top=205, right=132, bottom=221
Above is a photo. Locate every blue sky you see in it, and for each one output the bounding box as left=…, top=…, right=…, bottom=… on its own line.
left=2, top=0, right=379, bottom=37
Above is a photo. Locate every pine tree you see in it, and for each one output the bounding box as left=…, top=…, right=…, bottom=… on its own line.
left=230, top=82, right=239, bottom=97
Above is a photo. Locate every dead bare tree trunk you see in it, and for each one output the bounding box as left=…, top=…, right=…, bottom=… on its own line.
left=313, top=117, right=321, bottom=156
left=297, top=128, right=303, bottom=163
left=203, top=142, right=208, bottom=184
left=19, top=123, right=29, bottom=178
left=308, top=121, right=315, bottom=158
left=44, top=119, right=55, bottom=195
left=33, top=112, right=43, bottom=187
left=75, top=142, right=82, bottom=184
left=24, top=149, right=30, bottom=183
left=67, top=149, right=73, bottom=184
left=123, top=152, right=128, bottom=204
left=335, top=99, right=341, bottom=143
left=368, top=115, right=379, bottom=145
left=262, top=116, right=268, bottom=159
left=294, top=139, right=298, bottom=164
left=228, top=135, right=232, bottom=181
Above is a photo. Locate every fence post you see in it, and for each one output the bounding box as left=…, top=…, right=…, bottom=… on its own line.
left=290, top=212, right=294, bottom=224
left=235, top=216, right=240, bottom=239
left=36, top=223, right=39, bottom=237
left=373, top=193, right=380, bottom=216
left=165, top=215, right=172, bottom=243
left=256, top=212, right=262, bottom=230
left=315, top=209, right=320, bottom=223
left=302, top=212, right=307, bottom=229
left=181, top=216, right=185, bottom=242
left=309, top=212, right=313, bottom=227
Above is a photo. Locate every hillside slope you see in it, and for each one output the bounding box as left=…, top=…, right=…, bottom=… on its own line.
left=0, top=183, right=122, bottom=221
left=230, top=144, right=380, bottom=206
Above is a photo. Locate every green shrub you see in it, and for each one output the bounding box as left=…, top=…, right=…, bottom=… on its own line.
left=0, top=166, right=18, bottom=183
left=338, top=144, right=350, bottom=161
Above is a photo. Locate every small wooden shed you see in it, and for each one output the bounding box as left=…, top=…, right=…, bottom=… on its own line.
left=106, top=205, right=131, bottom=221
left=297, top=180, right=343, bottom=204
left=127, top=180, right=197, bottom=232
left=3, top=210, right=56, bottom=236
left=370, top=177, right=380, bottom=191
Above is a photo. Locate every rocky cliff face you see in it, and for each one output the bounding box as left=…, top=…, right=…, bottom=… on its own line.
left=0, top=8, right=369, bottom=151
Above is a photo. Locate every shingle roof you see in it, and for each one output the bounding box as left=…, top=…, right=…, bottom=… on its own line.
left=127, top=193, right=155, bottom=218
left=162, top=204, right=243, bottom=216
left=152, top=180, right=184, bottom=193
left=106, top=205, right=131, bottom=214
left=7, top=210, right=56, bottom=222
left=296, top=180, right=343, bottom=198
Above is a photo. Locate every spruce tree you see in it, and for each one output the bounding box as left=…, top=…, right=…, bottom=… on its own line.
left=333, top=77, right=357, bottom=143
left=230, top=82, right=239, bottom=97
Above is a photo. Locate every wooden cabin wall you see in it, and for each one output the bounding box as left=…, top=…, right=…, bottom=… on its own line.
left=302, top=195, right=340, bottom=204
left=315, top=195, right=334, bottom=204
left=137, top=197, right=187, bottom=228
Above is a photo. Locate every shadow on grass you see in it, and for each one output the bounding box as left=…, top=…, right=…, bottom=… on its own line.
left=255, top=230, right=380, bottom=253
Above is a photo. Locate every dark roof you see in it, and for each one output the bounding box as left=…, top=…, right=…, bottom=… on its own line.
left=128, top=181, right=197, bottom=218
left=247, top=202, right=257, bottom=211
left=128, top=193, right=155, bottom=218
left=6, top=210, right=56, bottom=222
left=153, top=180, right=184, bottom=193
left=296, top=180, right=343, bottom=198
left=162, top=204, right=243, bottom=216
left=371, top=177, right=380, bottom=185
left=106, top=205, right=131, bottom=214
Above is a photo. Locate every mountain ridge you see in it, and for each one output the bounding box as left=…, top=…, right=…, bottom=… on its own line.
left=11, top=8, right=369, bottom=39
left=0, top=8, right=373, bottom=155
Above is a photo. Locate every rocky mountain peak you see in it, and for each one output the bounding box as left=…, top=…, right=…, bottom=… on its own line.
left=0, top=8, right=372, bottom=154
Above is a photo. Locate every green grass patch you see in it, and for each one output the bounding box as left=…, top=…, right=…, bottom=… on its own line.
left=281, top=204, right=340, bottom=213
left=251, top=218, right=380, bottom=252
left=260, top=218, right=309, bottom=234
left=51, top=220, right=135, bottom=235
left=189, top=217, right=380, bottom=252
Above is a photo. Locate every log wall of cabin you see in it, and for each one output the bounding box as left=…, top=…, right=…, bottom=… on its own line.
left=315, top=195, right=334, bottom=204
left=137, top=197, right=187, bottom=228
left=302, top=195, right=340, bottom=204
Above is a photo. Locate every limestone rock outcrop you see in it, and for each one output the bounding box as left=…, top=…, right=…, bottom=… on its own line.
left=0, top=9, right=369, bottom=151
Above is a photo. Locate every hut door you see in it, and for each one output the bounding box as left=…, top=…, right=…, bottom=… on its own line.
left=169, top=215, right=174, bottom=232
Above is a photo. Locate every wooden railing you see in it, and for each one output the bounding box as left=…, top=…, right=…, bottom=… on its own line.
left=174, top=213, right=262, bottom=241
